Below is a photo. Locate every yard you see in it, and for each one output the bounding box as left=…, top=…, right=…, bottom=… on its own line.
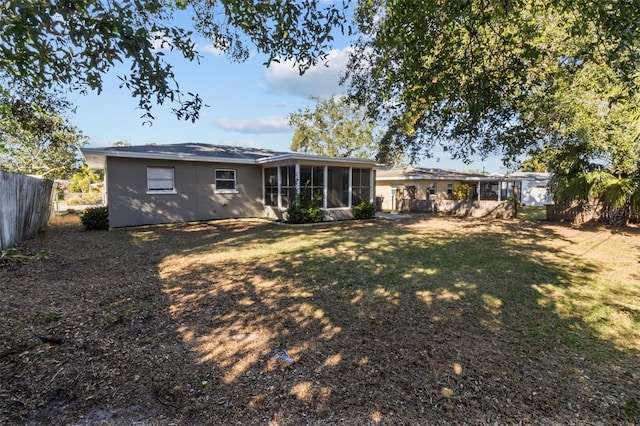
left=1, top=213, right=639, bottom=425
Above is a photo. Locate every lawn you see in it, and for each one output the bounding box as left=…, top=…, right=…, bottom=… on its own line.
left=1, top=214, right=639, bottom=424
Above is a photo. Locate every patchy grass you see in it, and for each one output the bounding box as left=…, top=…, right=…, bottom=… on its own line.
left=518, top=205, right=547, bottom=221
left=1, top=214, right=639, bottom=425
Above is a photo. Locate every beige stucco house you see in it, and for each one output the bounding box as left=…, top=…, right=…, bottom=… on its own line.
left=81, top=143, right=377, bottom=228
left=375, top=167, right=501, bottom=211
left=375, top=167, right=553, bottom=212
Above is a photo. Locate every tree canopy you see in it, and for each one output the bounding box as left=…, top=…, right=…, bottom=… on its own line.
left=0, top=88, right=87, bottom=179
left=289, top=96, right=379, bottom=159
left=346, top=0, right=640, bottom=166
left=0, top=0, right=349, bottom=121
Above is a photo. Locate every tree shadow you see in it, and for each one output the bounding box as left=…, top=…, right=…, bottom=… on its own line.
left=155, top=217, right=639, bottom=423
left=4, top=215, right=637, bottom=424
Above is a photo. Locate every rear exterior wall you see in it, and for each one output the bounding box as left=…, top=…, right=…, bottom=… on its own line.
left=106, top=157, right=263, bottom=227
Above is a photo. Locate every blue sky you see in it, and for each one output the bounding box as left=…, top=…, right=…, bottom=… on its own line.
left=65, top=17, right=507, bottom=172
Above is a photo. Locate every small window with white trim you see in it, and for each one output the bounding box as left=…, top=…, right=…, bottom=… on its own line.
left=215, top=169, right=237, bottom=193
left=147, top=167, right=175, bottom=193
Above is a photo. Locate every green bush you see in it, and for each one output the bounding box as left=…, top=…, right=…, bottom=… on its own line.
left=449, top=183, right=472, bottom=200
left=80, top=206, right=109, bottom=230
left=352, top=200, right=376, bottom=219
left=286, top=185, right=324, bottom=224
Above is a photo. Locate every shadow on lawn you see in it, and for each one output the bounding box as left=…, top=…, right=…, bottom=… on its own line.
left=152, top=217, right=639, bottom=424
left=9, top=215, right=638, bottom=424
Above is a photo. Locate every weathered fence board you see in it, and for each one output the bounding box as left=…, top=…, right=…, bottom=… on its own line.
left=0, top=171, right=55, bottom=250
left=546, top=202, right=602, bottom=224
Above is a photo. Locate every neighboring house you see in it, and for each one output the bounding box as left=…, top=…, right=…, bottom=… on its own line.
left=375, top=167, right=553, bottom=211
left=81, top=143, right=377, bottom=228
left=375, top=167, right=500, bottom=211
left=499, top=172, right=553, bottom=207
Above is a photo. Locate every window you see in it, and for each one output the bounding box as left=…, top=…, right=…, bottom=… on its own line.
left=280, top=165, right=296, bottom=207
left=447, top=183, right=453, bottom=196
left=300, top=165, right=324, bottom=207
left=351, top=168, right=372, bottom=205
left=428, top=183, right=436, bottom=197
left=215, top=169, right=236, bottom=193
left=147, top=167, right=175, bottom=193
left=328, top=166, right=349, bottom=208
left=264, top=167, right=278, bottom=206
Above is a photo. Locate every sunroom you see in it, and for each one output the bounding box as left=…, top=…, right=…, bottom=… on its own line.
left=262, top=162, right=376, bottom=221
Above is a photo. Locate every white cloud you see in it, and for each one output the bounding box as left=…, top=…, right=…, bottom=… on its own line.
left=213, top=115, right=291, bottom=134
left=200, top=44, right=224, bottom=57
left=264, top=47, right=352, bottom=99
left=150, top=32, right=172, bottom=51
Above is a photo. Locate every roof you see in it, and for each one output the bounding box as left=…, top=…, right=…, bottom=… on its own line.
left=376, top=166, right=497, bottom=182
left=503, top=172, right=552, bottom=182
left=376, top=167, right=553, bottom=183
left=81, top=143, right=379, bottom=169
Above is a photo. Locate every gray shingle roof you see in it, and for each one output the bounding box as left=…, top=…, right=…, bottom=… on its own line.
left=376, top=166, right=494, bottom=181
left=88, top=143, right=287, bottom=161
left=81, top=143, right=378, bottom=169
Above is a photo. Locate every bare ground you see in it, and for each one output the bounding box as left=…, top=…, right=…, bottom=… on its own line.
left=1, top=214, right=639, bottom=425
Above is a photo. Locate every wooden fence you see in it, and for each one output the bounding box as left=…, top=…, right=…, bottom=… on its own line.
left=545, top=202, right=602, bottom=224
left=0, top=171, right=55, bottom=250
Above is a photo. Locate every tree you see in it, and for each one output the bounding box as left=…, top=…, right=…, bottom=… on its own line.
left=346, top=0, right=640, bottom=165
left=289, top=96, right=379, bottom=159
left=0, top=0, right=349, bottom=122
left=0, top=89, right=87, bottom=179
left=545, top=85, right=640, bottom=226
left=69, top=165, right=103, bottom=193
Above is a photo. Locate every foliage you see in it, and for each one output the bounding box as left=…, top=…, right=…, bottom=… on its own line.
left=80, top=206, right=109, bottom=230
left=346, top=0, right=640, bottom=166
left=352, top=199, right=376, bottom=219
left=519, top=157, right=549, bottom=173
left=449, top=184, right=472, bottom=201
left=0, top=0, right=348, bottom=122
left=0, top=248, right=51, bottom=265
left=286, top=185, right=323, bottom=224
left=0, top=88, right=87, bottom=179
left=289, top=96, right=379, bottom=160
left=544, top=86, right=640, bottom=226
left=69, top=165, right=103, bottom=193
left=553, top=169, right=640, bottom=226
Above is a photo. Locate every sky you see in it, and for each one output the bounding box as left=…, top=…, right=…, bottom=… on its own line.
left=65, top=13, right=508, bottom=173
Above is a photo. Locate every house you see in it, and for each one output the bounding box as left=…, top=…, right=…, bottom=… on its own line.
left=499, top=172, right=553, bottom=206
left=375, top=167, right=553, bottom=211
left=375, top=167, right=501, bottom=211
left=81, top=143, right=377, bottom=228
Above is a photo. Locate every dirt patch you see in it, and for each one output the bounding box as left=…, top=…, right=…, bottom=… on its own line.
left=1, top=214, right=638, bottom=424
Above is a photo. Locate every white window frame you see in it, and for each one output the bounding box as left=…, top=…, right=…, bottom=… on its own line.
left=215, top=169, right=238, bottom=193
left=147, top=166, right=176, bottom=194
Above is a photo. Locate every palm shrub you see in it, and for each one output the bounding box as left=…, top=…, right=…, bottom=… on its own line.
left=553, top=170, right=640, bottom=227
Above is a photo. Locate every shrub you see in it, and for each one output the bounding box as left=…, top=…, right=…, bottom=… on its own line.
left=81, top=206, right=109, bottom=230
left=449, top=184, right=472, bottom=200
left=286, top=185, right=324, bottom=224
left=352, top=200, right=376, bottom=219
